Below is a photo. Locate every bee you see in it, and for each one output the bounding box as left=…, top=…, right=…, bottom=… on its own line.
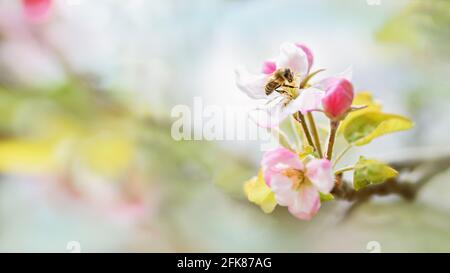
left=265, top=68, right=295, bottom=96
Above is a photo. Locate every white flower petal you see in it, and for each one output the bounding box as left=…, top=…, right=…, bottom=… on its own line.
left=235, top=66, right=268, bottom=99
left=270, top=174, right=297, bottom=207
left=248, top=98, right=291, bottom=128
left=288, top=183, right=320, bottom=220
left=249, top=87, right=324, bottom=128
left=306, top=159, right=334, bottom=194
left=286, top=87, right=325, bottom=115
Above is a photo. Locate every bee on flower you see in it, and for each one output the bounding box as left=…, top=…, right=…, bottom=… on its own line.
left=235, top=42, right=353, bottom=128
left=238, top=42, right=413, bottom=220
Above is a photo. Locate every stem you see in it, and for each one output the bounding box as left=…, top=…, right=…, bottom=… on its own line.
left=333, top=144, right=353, bottom=168
left=306, top=112, right=323, bottom=157
left=300, top=69, right=325, bottom=89
left=290, top=116, right=303, bottom=152
left=294, top=112, right=315, bottom=150
left=334, top=165, right=355, bottom=175
left=326, top=120, right=339, bottom=160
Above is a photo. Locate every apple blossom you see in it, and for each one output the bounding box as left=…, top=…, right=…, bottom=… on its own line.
left=236, top=42, right=324, bottom=128
left=261, top=147, right=334, bottom=220
left=239, top=44, right=413, bottom=221
left=236, top=43, right=353, bottom=128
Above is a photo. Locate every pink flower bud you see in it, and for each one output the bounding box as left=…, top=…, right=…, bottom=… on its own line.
left=295, top=43, right=313, bottom=71
left=321, top=78, right=354, bottom=120
left=22, top=0, right=52, bottom=23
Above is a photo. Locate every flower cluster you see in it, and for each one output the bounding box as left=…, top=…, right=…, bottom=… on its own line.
left=237, top=43, right=413, bottom=220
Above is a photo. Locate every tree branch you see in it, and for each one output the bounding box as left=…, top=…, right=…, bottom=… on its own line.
left=331, top=146, right=450, bottom=216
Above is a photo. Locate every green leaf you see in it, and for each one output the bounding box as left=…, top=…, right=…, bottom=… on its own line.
left=342, top=111, right=413, bottom=146
left=340, top=92, right=381, bottom=132
left=351, top=91, right=381, bottom=110
left=319, top=192, right=334, bottom=202
left=353, top=156, right=398, bottom=191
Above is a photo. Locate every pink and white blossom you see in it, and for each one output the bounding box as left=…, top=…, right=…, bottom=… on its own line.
left=236, top=42, right=353, bottom=128
left=296, top=43, right=313, bottom=71
left=261, top=147, right=334, bottom=220
left=236, top=43, right=322, bottom=127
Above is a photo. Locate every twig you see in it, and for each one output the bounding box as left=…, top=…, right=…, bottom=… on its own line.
left=325, top=120, right=339, bottom=160
left=333, top=144, right=352, bottom=168
left=331, top=147, right=450, bottom=217
left=307, top=112, right=323, bottom=157
left=332, top=176, right=417, bottom=202
left=334, top=165, right=355, bottom=175
left=294, top=112, right=315, bottom=149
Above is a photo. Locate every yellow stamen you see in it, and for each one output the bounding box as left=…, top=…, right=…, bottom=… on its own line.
left=282, top=168, right=305, bottom=190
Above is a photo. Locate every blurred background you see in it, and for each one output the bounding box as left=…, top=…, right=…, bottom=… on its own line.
left=0, top=0, right=449, bottom=252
